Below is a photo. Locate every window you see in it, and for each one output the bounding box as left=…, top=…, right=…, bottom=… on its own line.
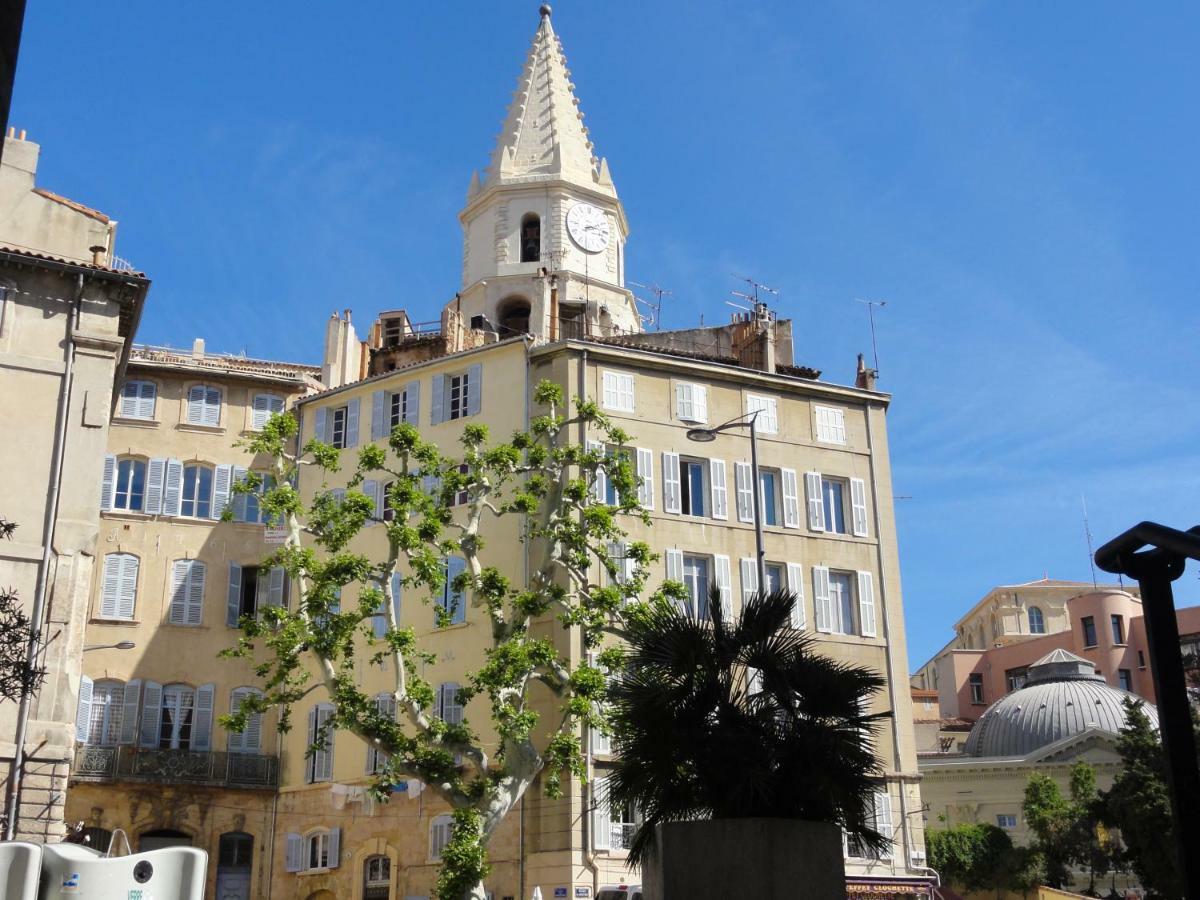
left=364, top=854, right=391, bottom=900
left=285, top=828, right=340, bottom=873
left=1118, top=669, right=1133, bottom=692
left=675, top=382, right=707, bottom=423
left=168, top=559, right=206, bottom=625
left=330, top=406, right=348, bottom=448
left=758, top=469, right=780, bottom=526
left=814, top=405, right=846, bottom=444
left=1082, top=616, right=1098, bottom=648
left=745, top=394, right=778, bottom=434
left=432, top=365, right=482, bottom=424
left=251, top=393, right=284, bottom=430
left=186, top=384, right=221, bottom=426
left=448, top=372, right=471, bottom=420
left=828, top=571, right=855, bottom=635
left=227, top=688, right=263, bottom=754
left=240, top=472, right=277, bottom=524
left=601, top=371, right=635, bottom=412
left=681, top=555, right=710, bottom=619
left=99, top=553, right=139, bottom=620
left=87, top=681, right=125, bottom=746
left=367, top=693, right=397, bottom=775
left=306, top=704, right=335, bottom=783
left=1111, top=614, right=1125, bottom=645
left=1028, top=605, right=1045, bottom=634
left=119, top=380, right=156, bottom=419
left=498, top=296, right=532, bottom=335
left=996, top=814, right=1017, bottom=829
left=307, top=831, right=330, bottom=869
left=679, top=459, right=706, bottom=516
left=436, top=556, right=467, bottom=625
left=764, top=563, right=784, bottom=594
left=180, top=464, right=213, bottom=518
left=113, top=458, right=147, bottom=511
left=159, top=684, right=195, bottom=749
left=520, top=213, right=541, bottom=262
left=1138, top=650, right=1146, bottom=669
left=1005, top=667, right=1028, bottom=693
left=813, top=567, right=871, bottom=636
left=845, top=791, right=893, bottom=860
left=227, top=564, right=286, bottom=625
left=969, top=673, right=985, bottom=705
left=387, top=382, right=423, bottom=429
left=822, top=477, right=847, bottom=533
left=430, top=815, right=454, bottom=860
left=437, top=683, right=464, bottom=725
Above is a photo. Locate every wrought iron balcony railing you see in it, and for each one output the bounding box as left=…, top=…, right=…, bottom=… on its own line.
left=72, top=746, right=278, bottom=789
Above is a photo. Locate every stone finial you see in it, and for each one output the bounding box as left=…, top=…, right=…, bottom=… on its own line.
left=540, top=4, right=552, bottom=18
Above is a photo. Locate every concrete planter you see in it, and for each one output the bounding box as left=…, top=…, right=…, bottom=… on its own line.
left=640, top=818, right=846, bottom=900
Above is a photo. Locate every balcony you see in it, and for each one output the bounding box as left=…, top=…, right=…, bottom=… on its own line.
left=71, top=746, right=278, bottom=789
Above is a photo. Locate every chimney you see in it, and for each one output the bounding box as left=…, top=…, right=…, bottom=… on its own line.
left=192, top=338, right=206, bottom=359
left=89, top=245, right=107, bottom=266
left=855, top=353, right=877, bottom=391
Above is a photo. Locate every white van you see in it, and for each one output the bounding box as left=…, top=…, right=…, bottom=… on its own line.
left=597, top=885, right=643, bottom=900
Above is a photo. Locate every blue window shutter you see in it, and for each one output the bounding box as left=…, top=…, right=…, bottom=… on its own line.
left=328, top=827, right=341, bottom=868
left=100, top=454, right=116, bottom=512
left=192, top=683, right=216, bottom=751
left=285, top=833, right=303, bottom=872
left=391, top=572, right=403, bottom=625
left=467, top=363, right=483, bottom=416
left=230, top=466, right=248, bottom=522
left=227, top=563, right=243, bottom=626
left=212, top=464, right=233, bottom=520
left=314, top=408, right=328, bottom=443
left=345, top=397, right=360, bottom=448
left=145, top=458, right=167, bottom=514
left=139, top=681, right=163, bottom=747
left=162, top=459, right=184, bottom=517
left=371, top=390, right=386, bottom=440
left=431, top=375, right=444, bottom=425
left=119, top=680, right=141, bottom=744
left=405, top=381, right=421, bottom=424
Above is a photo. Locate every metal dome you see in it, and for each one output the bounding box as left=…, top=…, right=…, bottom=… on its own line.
left=964, top=649, right=1159, bottom=758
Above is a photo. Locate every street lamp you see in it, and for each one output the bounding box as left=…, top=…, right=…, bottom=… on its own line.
left=686, top=410, right=765, bottom=592
left=82, top=641, right=135, bottom=652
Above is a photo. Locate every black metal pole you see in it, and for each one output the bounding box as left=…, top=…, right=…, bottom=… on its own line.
left=1095, top=522, right=1200, bottom=900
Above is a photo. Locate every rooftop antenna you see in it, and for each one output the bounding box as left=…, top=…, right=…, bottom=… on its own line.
left=629, top=281, right=672, bottom=330
left=1082, top=495, right=1099, bottom=589
left=855, top=298, right=887, bottom=377
left=732, top=273, right=779, bottom=306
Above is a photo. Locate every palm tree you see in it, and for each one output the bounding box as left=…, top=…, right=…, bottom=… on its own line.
left=605, top=586, right=890, bottom=865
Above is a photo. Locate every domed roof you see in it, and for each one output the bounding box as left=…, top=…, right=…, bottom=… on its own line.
left=964, top=649, right=1158, bottom=758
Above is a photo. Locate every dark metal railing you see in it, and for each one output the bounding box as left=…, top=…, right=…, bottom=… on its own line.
left=71, top=745, right=278, bottom=789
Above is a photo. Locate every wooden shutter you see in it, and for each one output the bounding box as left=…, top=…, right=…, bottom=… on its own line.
left=787, top=563, right=805, bottom=629
left=780, top=468, right=800, bottom=528
left=230, top=466, right=249, bottom=522
left=713, top=555, right=733, bottom=622
left=675, top=382, right=693, bottom=420
left=186, top=560, right=206, bottom=624
left=226, top=563, right=243, bottom=626
left=857, top=570, right=876, bottom=637
left=145, top=457, right=166, bottom=514
left=228, top=688, right=247, bottom=752
left=203, top=387, right=221, bottom=426
left=875, top=790, right=893, bottom=859
left=314, top=407, right=328, bottom=443
left=314, top=704, right=335, bottom=781
left=119, top=679, right=141, bottom=744
left=587, top=441, right=606, bottom=503
left=391, top=572, right=403, bottom=625
left=466, top=363, right=483, bottom=416
left=602, top=372, right=619, bottom=409
left=734, top=462, right=754, bottom=523
left=694, top=384, right=708, bottom=422
left=186, top=385, right=205, bottom=424
left=804, top=471, right=825, bottom=532
left=192, top=683, right=216, bottom=751
left=75, top=676, right=93, bottom=743
left=592, top=776, right=611, bottom=850
left=813, top=566, right=832, bottom=633
left=404, top=381, right=420, bottom=423
left=739, top=558, right=757, bottom=606
left=661, top=452, right=681, bottom=514
left=137, top=381, right=156, bottom=418
left=162, top=459, right=184, bottom=516
left=709, top=459, right=728, bottom=520
left=251, top=394, right=271, bottom=430
left=266, top=567, right=286, bottom=608
left=592, top=723, right=612, bottom=756
left=119, top=382, right=138, bottom=418
left=439, top=682, right=464, bottom=725
left=363, top=480, right=381, bottom=522
left=430, top=375, right=444, bottom=425
left=327, top=827, right=341, bottom=868
left=117, top=555, right=138, bottom=620
left=635, top=448, right=654, bottom=509
left=169, top=560, right=190, bottom=624
left=140, top=681, right=163, bottom=747
left=371, top=390, right=387, bottom=440
left=446, top=556, right=467, bottom=624
left=285, top=833, right=303, bottom=872
left=345, top=397, right=360, bottom=448
left=665, top=548, right=683, bottom=584
left=850, top=478, right=869, bottom=537
left=211, top=464, right=232, bottom=519
left=100, top=554, right=122, bottom=618
left=305, top=706, right=318, bottom=783
left=100, top=455, right=116, bottom=512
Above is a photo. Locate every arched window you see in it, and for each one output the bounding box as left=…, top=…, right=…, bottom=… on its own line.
left=87, top=680, right=125, bottom=746
left=218, top=831, right=254, bottom=870
left=112, top=457, right=147, bottom=511
left=363, top=854, right=391, bottom=899
left=1029, top=606, right=1045, bottom=634
left=119, top=380, right=157, bottom=419
left=520, top=213, right=541, bottom=262
left=99, top=553, right=139, bottom=620
left=186, top=384, right=222, bottom=426
left=81, top=826, right=113, bottom=853
left=497, top=296, right=532, bottom=335
left=181, top=463, right=214, bottom=517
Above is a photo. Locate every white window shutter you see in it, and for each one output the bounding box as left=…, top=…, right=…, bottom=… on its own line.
left=169, top=560, right=190, bottom=624
left=710, top=459, right=728, bottom=520
left=285, top=833, right=303, bottom=873
left=327, top=827, right=341, bottom=868
left=850, top=478, right=869, bottom=537
left=787, top=563, right=805, bottom=629
left=162, top=459, right=184, bottom=517
left=138, top=382, right=156, bottom=419
left=713, top=555, right=733, bottom=622
left=662, top=452, right=681, bottom=514
left=675, top=382, right=692, bottom=420
left=780, top=468, right=800, bottom=529
left=636, top=447, right=654, bottom=509
left=740, top=558, right=758, bottom=606
left=734, top=462, right=754, bottom=523
left=665, top=548, right=684, bottom=584
left=804, top=471, right=825, bottom=532
left=857, top=571, right=877, bottom=637
left=228, top=688, right=246, bottom=753
left=405, top=381, right=420, bottom=423
left=145, top=457, right=166, bottom=514
left=588, top=441, right=606, bottom=503
left=226, top=563, right=242, bottom=626
left=192, top=683, right=215, bottom=751
left=430, top=375, right=444, bottom=425
left=203, top=387, right=221, bottom=426
left=316, top=705, right=335, bottom=781
left=139, top=681, right=163, bottom=747
left=602, top=372, right=618, bottom=409
left=592, top=723, right=612, bottom=756
left=75, top=676, right=93, bottom=743
left=230, top=466, right=249, bottom=522
left=363, top=480, right=381, bottom=522
left=187, top=385, right=205, bottom=424
left=467, top=363, right=483, bottom=416
left=211, top=464, right=232, bottom=520
left=117, top=555, right=138, bottom=620
left=694, top=385, right=708, bottom=423
left=267, top=567, right=286, bottom=608
left=440, top=682, right=464, bottom=725
left=314, top=407, right=328, bottom=443
left=100, top=454, right=116, bottom=512
left=875, top=790, right=893, bottom=859
left=592, top=776, right=612, bottom=850
left=390, top=572, right=403, bottom=625
left=813, top=566, right=832, bottom=633
left=100, top=554, right=122, bottom=618
left=345, top=397, right=360, bottom=448
left=119, top=679, right=141, bottom=744
left=251, top=394, right=271, bottom=430
left=371, top=390, right=387, bottom=440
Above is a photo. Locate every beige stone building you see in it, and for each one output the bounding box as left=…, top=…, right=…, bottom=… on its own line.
left=62, top=341, right=321, bottom=895
left=0, top=129, right=151, bottom=841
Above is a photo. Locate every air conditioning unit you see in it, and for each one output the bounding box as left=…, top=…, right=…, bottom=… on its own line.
left=910, top=850, right=927, bottom=869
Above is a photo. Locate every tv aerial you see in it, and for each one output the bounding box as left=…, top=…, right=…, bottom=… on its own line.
left=629, top=280, right=672, bottom=330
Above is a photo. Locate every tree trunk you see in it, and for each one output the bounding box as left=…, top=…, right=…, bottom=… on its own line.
left=463, top=881, right=488, bottom=900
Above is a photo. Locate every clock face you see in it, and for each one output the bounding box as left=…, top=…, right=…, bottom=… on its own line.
left=566, top=202, right=611, bottom=253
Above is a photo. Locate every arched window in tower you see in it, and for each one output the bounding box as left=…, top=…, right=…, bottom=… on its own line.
left=1028, top=605, right=1045, bottom=634
left=497, top=296, right=532, bottom=335
left=520, top=213, right=541, bottom=262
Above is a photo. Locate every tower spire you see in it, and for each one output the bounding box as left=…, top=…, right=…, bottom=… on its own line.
left=483, top=6, right=615, bottom=196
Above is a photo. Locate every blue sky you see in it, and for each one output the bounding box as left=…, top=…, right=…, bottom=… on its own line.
left=13, top=2, right=1199, bottom=667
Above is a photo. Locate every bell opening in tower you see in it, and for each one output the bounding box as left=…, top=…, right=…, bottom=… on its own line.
left=520, top=213, right=541, bottom=262
left=497, top=296, right=532, bottom=336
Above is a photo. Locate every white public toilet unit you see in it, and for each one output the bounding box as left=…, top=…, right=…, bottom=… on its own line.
left=0, top=841, right=42, bottom=900
left=39, top=842, right=207, bottom=900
